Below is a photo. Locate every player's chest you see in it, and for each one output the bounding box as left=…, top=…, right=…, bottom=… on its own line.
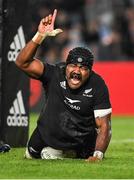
left=59, top=80, right=94, bottom=116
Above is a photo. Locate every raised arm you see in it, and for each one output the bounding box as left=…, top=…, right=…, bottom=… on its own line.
left=86, top=113, right=112, bottom=162
left=15, top=9, right=63, bottom=79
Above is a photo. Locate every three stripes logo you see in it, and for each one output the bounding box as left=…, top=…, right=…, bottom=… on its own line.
left=7, top=26, right=26, bottom=62
left=60, top=81, right=66, bottom=89
left=7, top=91, right=28, bottom=127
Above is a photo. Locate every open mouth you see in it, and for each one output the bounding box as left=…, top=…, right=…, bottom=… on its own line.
left=69, top=73, right=82, bottom=85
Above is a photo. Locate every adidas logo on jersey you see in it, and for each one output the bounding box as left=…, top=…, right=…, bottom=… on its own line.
left=60, top=81, right=66, bottom=89
left=7, top=26, right=26, bottom=62
left=7, top=90, right=28, bottom=127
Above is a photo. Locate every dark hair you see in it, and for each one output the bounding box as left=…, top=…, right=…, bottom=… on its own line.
left=66, top=47, right=94, bottom=69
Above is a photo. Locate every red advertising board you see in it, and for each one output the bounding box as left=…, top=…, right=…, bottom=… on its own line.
left=93, top=62, right=134, bottom=115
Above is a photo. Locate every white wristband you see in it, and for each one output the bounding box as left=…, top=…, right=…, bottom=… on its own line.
left=32, top=32, right=46, bottom=45
left=32, top=29, right=63, bottom=45
left=93, top=150, right=104, bottom=160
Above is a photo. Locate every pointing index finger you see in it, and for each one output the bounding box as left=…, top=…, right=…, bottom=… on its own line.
left=52, top=9, right=57, bottom=25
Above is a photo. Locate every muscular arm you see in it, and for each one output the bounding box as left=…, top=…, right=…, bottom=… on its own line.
left=15, top=40, right=44, bottom=79
left=86, top=113, right=112, bottom=162
left=95, top=113, right=112, bottom=153
left=15, top=9, right=62, bottom=79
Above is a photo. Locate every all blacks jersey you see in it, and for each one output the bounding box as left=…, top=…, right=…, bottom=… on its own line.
left=37, top=63, right=111, bottom=150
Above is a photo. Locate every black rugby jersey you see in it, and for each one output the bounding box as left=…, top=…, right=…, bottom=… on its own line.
left=37, top=63, right=111, bottom=150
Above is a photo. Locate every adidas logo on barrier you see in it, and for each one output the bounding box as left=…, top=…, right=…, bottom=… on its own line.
left=7, top=91, right=28, bottom=127
left=7, top=26, right=26, bottom=62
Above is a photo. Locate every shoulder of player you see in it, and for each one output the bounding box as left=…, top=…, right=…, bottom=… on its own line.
left=41, top=62, right=56, bottom=74
left=42, top=61, right=65, bottom=75
left=55, top=62, right=66, bottom=75
left=90, top=71, right=105, bottom=84
left=89, top=71, right=107, bottom=90
left=43, top=61, right=66, bottom=78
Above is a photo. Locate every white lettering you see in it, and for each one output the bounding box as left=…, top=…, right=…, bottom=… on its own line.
left=64, top=100, right=80, bottom=110
left=7, top=50, right=19, bottom=62
left=7, top=114, right=28, bottom=127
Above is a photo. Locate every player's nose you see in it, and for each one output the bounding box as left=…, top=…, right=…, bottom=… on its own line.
left=73, top=65, right=81, bottom=73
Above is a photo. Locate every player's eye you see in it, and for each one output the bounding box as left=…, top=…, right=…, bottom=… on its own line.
left=69, top=64, right=77, bottom=68
left=80, top=66, right=88, bottom=71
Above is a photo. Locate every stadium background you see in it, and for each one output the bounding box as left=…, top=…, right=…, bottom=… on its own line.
left=0, top=0, right=134, bottom=147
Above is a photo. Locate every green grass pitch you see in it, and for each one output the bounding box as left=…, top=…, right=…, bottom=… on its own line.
left=0, top=114, right=134, bottom=179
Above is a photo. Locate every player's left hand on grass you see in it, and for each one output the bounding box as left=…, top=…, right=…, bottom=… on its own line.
left=85, top=156, right=102, bottom=162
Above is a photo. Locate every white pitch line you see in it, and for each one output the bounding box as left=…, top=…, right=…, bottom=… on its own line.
left=111, top=138, right=134, bottom=143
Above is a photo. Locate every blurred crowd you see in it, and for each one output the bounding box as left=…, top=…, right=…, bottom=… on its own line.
left=28, top=0, right=134, bottom=63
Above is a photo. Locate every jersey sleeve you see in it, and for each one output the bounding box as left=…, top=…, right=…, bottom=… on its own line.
left=93, top=78, right=112, bottom=117
left=38, top=63, right=56, bottom=86
left=93, top=78, right=111, bottom=110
